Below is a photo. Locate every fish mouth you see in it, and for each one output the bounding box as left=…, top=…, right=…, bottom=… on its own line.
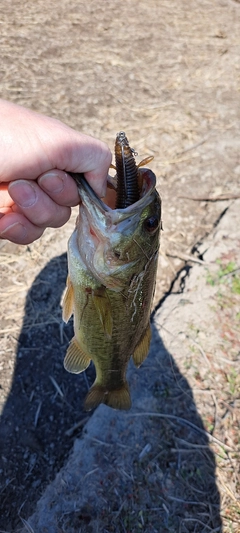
left=69, top=169, right=156, bottom=222
left=69, top=172, right=112, bottom=215
left=69, top=170, right=158, bottom=252
left=69, top=170, right=159, bottom=290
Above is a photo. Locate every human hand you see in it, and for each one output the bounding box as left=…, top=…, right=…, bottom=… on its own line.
left=0, top=99, right=111, bottom=245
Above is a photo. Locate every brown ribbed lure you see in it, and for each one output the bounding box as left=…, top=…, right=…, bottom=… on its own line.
left=115, top=131, right=140, bottom=208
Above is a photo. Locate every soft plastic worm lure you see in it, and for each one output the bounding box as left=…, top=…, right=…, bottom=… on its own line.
left=115, top=131, right=140, bottom=208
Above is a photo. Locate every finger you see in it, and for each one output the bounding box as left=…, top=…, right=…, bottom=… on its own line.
left=0, top=183, right=14, bottom=209
left=0, top=212, right=44, bottom=245
left=38, top=170, right=80, bottom=206
left=8, top=179, right=71, bottom=229
left=80, top=143, right=112, bottom=197
left=0, top=207, right=13, bottom=219
left=43, top=129, right=112, bottom=197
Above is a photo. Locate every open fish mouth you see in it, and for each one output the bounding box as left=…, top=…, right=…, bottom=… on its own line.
left=68, top=168, right=159, bottom=290
left=68, top=132, right=161, bottom=290
left=68, top=168, right=158, bottom=277
left=69, top=168, right=157, bottom=224
left=69, top=131, right=156, bottom=218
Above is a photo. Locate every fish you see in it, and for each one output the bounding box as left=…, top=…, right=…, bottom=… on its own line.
left=62, top=132, right=161, bottom=411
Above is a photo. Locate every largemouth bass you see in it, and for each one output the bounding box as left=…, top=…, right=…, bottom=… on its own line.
left=62, top=132, right=161, bottom=410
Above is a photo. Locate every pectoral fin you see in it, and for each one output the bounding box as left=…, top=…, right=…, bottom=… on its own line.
left=64, top=336, right=91, bottom=374
left=132, top=323, right=151, bottom=368
left=62, top=276, right=74, bottom=323
left=92, top=289, right=113, bottom=339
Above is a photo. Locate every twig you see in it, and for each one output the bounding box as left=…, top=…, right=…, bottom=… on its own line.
left=177, top=135, right=209, bottom=155
left=171, top=447, right=210, bottom=452
left=139, top=443, right=152, bottom=460
left=175, top=437, right=211, bottom=448
left=166, top=494, right=205, bottom=505
left=186, top=335, right=211, bottom=368
left=217, top=470, right=240, bottom=504
left=83, top=467, right=99, bottom=480
left=0, top=478, right=15, bottom=495
left=181, top=518, right=221, bottom=532
left=19, top=517, right=35, bottom=533
left=179, top=193, right=240, bottom=201
left=126, top=412, right=238, bottom=452
left=85, top=436, right=130, bottom=449
left=85, top=436, right=111, bottom=447
left=34, top=401, right=42, bottom=428
left=159, top=153, right=200, bottom=166
left=114, top=499, right=127, bottom=519
left=49, top=375, right=64, bottom=398
left=166, top=251, right=206, bottom=265
left=65, top=416, right=90, bottom=437
left=221, top=266, right=240, bottom=278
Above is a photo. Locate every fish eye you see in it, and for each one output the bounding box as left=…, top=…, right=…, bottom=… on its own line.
left=143, top=216, right=159, bottom=234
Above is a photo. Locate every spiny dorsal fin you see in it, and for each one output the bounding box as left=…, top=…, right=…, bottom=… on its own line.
left=64, top=336, right=91, bottom=374
left=92, top=289, right=113, bottom=340
left=62, top=275, right=74, bottom=323
left=132, top=323, right=151, bottom=368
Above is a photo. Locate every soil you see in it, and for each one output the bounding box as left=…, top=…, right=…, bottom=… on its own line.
left=0, top=0, right=240, bottom=531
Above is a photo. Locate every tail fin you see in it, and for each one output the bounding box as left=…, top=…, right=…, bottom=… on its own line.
left=84, top=382, right=131, bottom=411
left=105, top=383, right=131, bottom=410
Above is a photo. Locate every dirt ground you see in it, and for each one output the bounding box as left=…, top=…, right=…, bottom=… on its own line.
left=0, top=0, right=240, bottom=531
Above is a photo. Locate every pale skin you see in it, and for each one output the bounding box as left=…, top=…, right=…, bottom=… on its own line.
left=0, top=99, right=112, bottom=245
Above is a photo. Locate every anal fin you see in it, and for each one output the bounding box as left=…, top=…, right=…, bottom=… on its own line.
left=62, top=275, right=74, bottom=323
left=132, top=323, right=151, bottom=368
left=84, top=382, right=131, bottom=411
left=64, top=336, right=91, bottom=374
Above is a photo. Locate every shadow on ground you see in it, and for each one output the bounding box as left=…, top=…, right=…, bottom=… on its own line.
left=0, top=254, right=222, bottom=532
left=0, top=253, right=96, bottom=531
